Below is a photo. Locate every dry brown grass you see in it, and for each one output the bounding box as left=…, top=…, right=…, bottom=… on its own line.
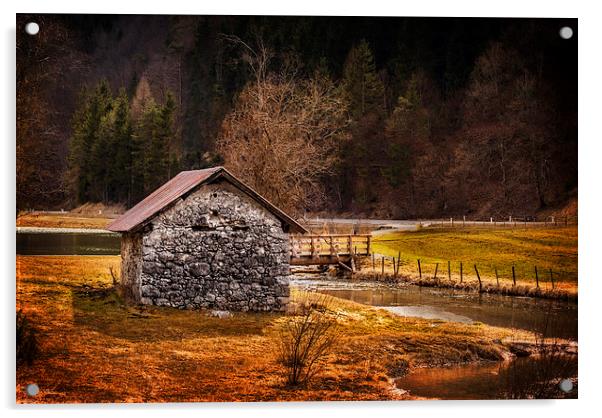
left=16, top=255, right=534, bottom=403
left=17, top=213, right=113, bottom=229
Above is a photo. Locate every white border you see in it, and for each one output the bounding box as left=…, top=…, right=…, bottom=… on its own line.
left=2, top=1, right=600, bottom=417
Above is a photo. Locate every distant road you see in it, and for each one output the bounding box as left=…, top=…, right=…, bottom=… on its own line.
left=303, top=218, right=425, bottom=233
left=302, top=217, right=560, bottom=233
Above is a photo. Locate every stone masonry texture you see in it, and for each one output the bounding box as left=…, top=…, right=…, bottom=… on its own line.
left=121, top=180, right=290, bottom=311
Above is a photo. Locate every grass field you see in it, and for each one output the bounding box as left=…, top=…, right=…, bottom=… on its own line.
left=372, top=226, right=578, bottom=293
left=16, top=255, right=531, bottom=403
left=17, top=213, right=113, bottom=229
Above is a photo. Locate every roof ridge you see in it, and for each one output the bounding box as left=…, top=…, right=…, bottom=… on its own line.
left=106, top=166, right=306, bottom=233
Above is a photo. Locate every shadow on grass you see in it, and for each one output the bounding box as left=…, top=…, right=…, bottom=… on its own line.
left=71, top=286, right=282, bottom=342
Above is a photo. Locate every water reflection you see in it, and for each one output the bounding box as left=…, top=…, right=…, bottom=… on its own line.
left=16, top=233, right=120, bottom=256
left=397, top=356, right=578, bottom=400
left=293, top=278, right=577, bottom=340
left=16, top=234, right=577, bottom=340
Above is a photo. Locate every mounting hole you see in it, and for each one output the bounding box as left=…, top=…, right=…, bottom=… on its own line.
left=25, top=22, right=40, bottom=35
left=559, top=26, right=573, bottom=40
left=559, top=378, right=573, bottom=393
left=26, top=383, right=39, bottom=396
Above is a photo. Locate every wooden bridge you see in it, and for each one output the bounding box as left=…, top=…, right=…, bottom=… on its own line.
left=289, top=234, right=371, bottom=271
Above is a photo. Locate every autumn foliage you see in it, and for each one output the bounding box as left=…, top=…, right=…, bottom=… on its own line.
left=16, top=16, right=576, bottom=219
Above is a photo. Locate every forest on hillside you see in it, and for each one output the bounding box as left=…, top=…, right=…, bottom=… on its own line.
left=16, top=15, right=577, bottom=218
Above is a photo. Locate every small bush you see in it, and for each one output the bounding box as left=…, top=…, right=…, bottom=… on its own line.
left=17, top=310, right=39, bottom=366
left=277, top=294, right=340, bottom=387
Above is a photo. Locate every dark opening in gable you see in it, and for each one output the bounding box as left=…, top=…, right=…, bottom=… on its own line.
left=191, top=225, right=212, bottom=232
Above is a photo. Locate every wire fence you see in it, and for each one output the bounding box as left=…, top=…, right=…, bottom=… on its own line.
left=363, top=252, right=576, bottom=292
left=428, top=215, right=578, bottom=228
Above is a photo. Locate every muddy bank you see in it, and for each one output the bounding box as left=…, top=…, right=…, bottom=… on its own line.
left=350, top=270, right=577, bottom=302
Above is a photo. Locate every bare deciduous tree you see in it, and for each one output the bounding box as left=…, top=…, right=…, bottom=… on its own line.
left=216, top=37, right=350, bottom=215
left=17, top=16, right=89, bottom=211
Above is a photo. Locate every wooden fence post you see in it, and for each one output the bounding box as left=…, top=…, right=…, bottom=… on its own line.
left=495, top=267, right=499, bottom=287
left=535, top=266, right=539, bottom=288
left=372, top=253, right=375, bottom=271
left=448, top=261, right=451, bottom=282
left=512, top=265, right=516, bottom=286
left=433, top=263, right=439, bottom=281
left=418, top=259, right=422, bottom=280
left=460, top=262, right=463, bottom=283
left=463, top=215, right=466, bottom=227
left=474, top=264, right=482, bottom=293
left=550, top=269, right=555, bottom=290
left=381, top=257, right=385, bottom=276
left=291, top=236, right=298, bottom=258
left=366, top=235, right=371, bottom=256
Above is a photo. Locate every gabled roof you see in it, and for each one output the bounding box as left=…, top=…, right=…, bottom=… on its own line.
left=107, top=167, right=307, bottom=234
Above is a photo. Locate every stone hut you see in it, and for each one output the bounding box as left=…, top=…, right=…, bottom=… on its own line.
left=107, top=167, right=307, bottom=312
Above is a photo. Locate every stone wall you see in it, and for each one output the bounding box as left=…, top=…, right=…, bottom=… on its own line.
left=120, top=232, right=142, bottom=302
left=131, top=180, right=290, bottom=311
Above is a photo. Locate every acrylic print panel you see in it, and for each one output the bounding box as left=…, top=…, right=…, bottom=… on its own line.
left=16, top=14, right=578, bottom=403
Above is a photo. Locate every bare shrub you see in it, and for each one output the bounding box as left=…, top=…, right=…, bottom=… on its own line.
left=277, top=294, right=341, bottom=387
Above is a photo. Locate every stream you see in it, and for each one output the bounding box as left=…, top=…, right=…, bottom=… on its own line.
left=17, top=231, right=578, bottom=399
left=292, top=275, right=578, bottom=399
left=291, top=276, right=577, bottom=340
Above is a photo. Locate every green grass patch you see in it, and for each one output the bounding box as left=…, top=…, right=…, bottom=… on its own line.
left=372, top=226, right=577, bottom=289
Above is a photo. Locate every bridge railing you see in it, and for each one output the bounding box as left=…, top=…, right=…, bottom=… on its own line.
left=290, top=234, right=371, bottom=259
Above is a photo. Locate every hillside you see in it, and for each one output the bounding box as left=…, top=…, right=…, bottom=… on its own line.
left=17, top=15, right=577, bottom=218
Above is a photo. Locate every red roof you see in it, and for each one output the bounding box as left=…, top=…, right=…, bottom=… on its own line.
left=106, top=167, right=307, bottom=234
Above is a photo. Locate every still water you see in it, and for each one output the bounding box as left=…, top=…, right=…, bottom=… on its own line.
left=292, top=278, right=577, bottom=340
left=17, top=232, right=120, bottom=255
left=17, top=232, right=577, bottom=340
left=396, top=356, right=577, bottom=400
left=17, top=233, right=577, bottom=340
left=292, top=277, right=578, bottom=399
left=18, top=231, right=578, bottom=399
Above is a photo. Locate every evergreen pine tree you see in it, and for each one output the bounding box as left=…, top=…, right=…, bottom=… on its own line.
left=107, top=89, right=133, bottom=204
left=341, top=40, right=385, bottom=118
left=132, top=93, right=178, bottom=199
left=69, top=80, right=113, bottom=203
